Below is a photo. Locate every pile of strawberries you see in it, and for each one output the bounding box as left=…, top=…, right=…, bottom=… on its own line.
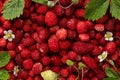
left=0, top=0, right=120, bottom=80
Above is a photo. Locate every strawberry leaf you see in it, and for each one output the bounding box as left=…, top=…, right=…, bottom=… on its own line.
left=105, top=67, right=119, bottom=79
left=84, top=0, right=109, bottom=21
left=0, top=51, right=10, bottom=68
left=72, top=0, right=79, bottom=4
left=110, top=0, right=120, bottom=20
left=104, top=77, right=118, bottom=80
left=2, top=0, right=25, bottom=20
left=0, top=69, right=9, bottom=80
left=32, top=0, right=48, bottom=5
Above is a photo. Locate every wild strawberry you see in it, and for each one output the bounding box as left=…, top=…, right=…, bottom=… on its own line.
left=56, top=28, right=67, bottom=40
left=41, top=56, right=51, bottom=66
left=22, top=36, right=34, bottom=47
left=15, top=54, right=23, bottom=65
left=52, top=67, right=60, bottom=73
left=105, top=19, right=115, bottom=31
left=65, top=7, right=74, bottom=17
left=31, top=50, right=40, bottom=61
left=7, top=42, right=15, bottom=50
left=61, top=55, right=68, bottom=63
left=0, top=38, right=7, bottom=47
left=35, top=15, right=45, bottom=25
left=67, top=18, right=77, bottom=30
left=105, top=42, right=117, bottom=54
left=13, top=30, right=23, bottom=43
left=77, top=21, right=88, bottom=33
left=52, top=5, right=64, bottom=16
left=5, top=61, right=15, bottom=71
left=9, top=50, right=16, bottom=58
left=23, top=59, right=34, bottom=70
left=31, top=32, right=42, bottom=43
left=9, top=73, right=15, bottom=80
left=94, top=69, right=105, bottom=79
left=60, top=68, right=69, bottom=77
left=0, top=27, right=5, bottom=36
left=79, top=33, right=90, bottom=42
left=91, top=77, right=98, bottom=80
left=59, top=40, right=71, bottom=50
left=32, top=62, right=43, bottom=74
left=75, top=9, right=84, bottom=18
left=110, top=52, right=119, bottom=61
left=3, top=20, right=11, bottom=29
left=48, top=35, right=59, bottom=52
left=85, top=20, right=94, bottom=30
left=95, top=33, right=103, bottom=40
left=72, top=42, right=93, bottom=54
left=21, top=48, right=30, bottom=59
left=91, top=46, right=103, bottom=55
left=51, top=55, right=62, bottom=66
left=18, top=70, right=28, bottom=79
left=24, top=0, right=32, bottom=8
left=59, top=0, right=72, bottom=7
left=45, top=11, right=58, bottom=27
left=50, top=25, right=59, bottom=33
left=67, top=30, right=77, bottom=39
left=59, top=18, right=67, bottom=28
left=82, top=56, right=98, bottom=69
left=27, top=77, right=33, bottom=80
left=13, top=19, right=23, bottom=29
left=94, top=24, right=104, bottom=32
left=68, top=51, right=77, bottom=60
left=23, top=24, right=32, bottom=33
left=67, top=74, right=76, bottom=80
left=23, top=9, right=30, bottom=18
left=36, top=5, right=48, bottom=15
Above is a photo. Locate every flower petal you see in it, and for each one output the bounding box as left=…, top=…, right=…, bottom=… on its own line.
left=98, top=55, right=102, bottom=59
left=3, top=36, right=7, bottom=39
left=99, top=59, right=104, bottom=62
left=12, top=34, right=15, bottom=38
left=8, top=38, right=13, bottom=41
left=105, top=38, right=109, bottom=41
left=4, top=31, right=8, bottom=34
left=109, top=37, right=114, bottom=41
left=8, top=30, right=12, bottom=33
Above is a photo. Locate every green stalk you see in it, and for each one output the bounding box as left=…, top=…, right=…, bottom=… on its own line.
left=81, top=68, right=84, bottom=80
left=73, top=66, right=80, bottom=80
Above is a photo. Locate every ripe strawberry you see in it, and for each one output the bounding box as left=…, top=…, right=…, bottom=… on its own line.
left=68, top=51, right=77, bottom=60
left=9, top=50, right=16, bottom=58
left=48, top=35, right=59, bottom=52
left=45, top=11, right=58, bottom=27
left=91, top=77, right=98, bottom=80
left=23, top=24, right=32, bottom=33
left=105, top=42, right=117, bottom=54
left=13, top=30, right=23, bottom=43
left=94, top=24, right=104, bottom=32
left=59, top=40, right=71, bottom=50
left=32, top=62, right=43, bottom=74
left=50, top=25, right=59, bottom=34
left=91, top=46, right=103, bottom=55
left=35, top=15, right=45, bottom=25
left=79, top=33, right=90, bottom=42
left=105, top=19, right=115, bottom=31
left=0, top=38, right=7, bottom=47
left=18, top=70, right=28, bottom=79
left=41, top=56, right=51, bottom=66
left=7, top=42, right=15, bottom=50
left=72, top=42, right=94, bottom=54
left=60, top=68, right=69, bottom=77
left=21, top=48, right=30, bottom=59
left=52, top=5, right=64, bottom=16
left=51, top=55, right=62, bottom=66
left=0, top=27, right=4, bottom=36
left=67, top=30, right=77, bottom=39
left=67, top=18, right=77, bottom=30
left=75, top=9, right=84, bottom=18
left=56, top=28, right=67, bottom=40
left=23, top=59, right=34, bottom=70
left=5, top=61, right=15, bottom=71
left=95, top=33, right=103, bottom=40
left=94, top=69, right=105, bottom=79
left=15, top=54, right=23, bottom=65
left=61, top=55, right=68, bottom=63
left=59, top=18, right=67, bottom=28
left=59, top=0, right=72, bottom=7
left=82, top=56, right=98, bottom=69
left=31, top=50, right=40, bottom=61
left=13, top=19, right=23, bottom=29
left=52, top=66, right=60, bottom=73
left=3, top=20, right=11, bottom=29
left=65, top=7, right=74, bottom=17
left=77, top=21, right=88, bottom=33
left=24, top=0, right=32, bottom=8
left=36, top=5, right=48, bottom=15
left=67, top=74, right=76, bottom=80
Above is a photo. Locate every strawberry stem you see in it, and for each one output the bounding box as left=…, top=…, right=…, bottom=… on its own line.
left=73, top=66, right=80, bottom=80
left=81, top=68, right=84, bottom=80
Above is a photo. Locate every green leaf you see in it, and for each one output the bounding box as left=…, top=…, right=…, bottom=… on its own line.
left=78, top=62, right=86, bottom=69
left=104, top=77, right=118, bottom=80
left=2, top=0, right=25, bottom=20
left=0, top=51, right=10, bottom=68
left=47, top=1, right=55, bottom=7
left=105, top=67, right=119, bottom=79
left=84, top=0, right=109, bottom=21
left=66, top=60, right=74, bottom=67
left=0, top=69, right=9, bottom=80
left=32, top=0, right=48, bottom=5
left=72, top=0, right=79, bottom=4
left=110, top=0, right=120, bottom=20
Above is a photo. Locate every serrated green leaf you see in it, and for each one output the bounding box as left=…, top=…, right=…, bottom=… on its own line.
left=110, top=0, right=120, bottom=20
left=84, top=0, right=109, bottom=21
left=105, top=67, right=119, bottom=79
left=2, top=0, right=25, bottom=20
left=32, top=0, right=48, bottom=5
left=0, top=69, right=9, bottom=80
left=104, top=77, right=118, bottom=80
left=0, top=51, right=10, bottom=68
left=66, top=60, right=74, bottom=67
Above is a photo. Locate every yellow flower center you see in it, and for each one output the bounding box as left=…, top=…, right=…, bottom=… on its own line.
left=6, top=33, right=12, bottom=38
left=101, top=53, right=106, bottom=59
left=106, top=33, right=111, bottom=39
left=15, top=68, right=19, bottom=74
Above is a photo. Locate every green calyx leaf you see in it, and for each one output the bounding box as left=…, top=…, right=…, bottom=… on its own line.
left=108, top=59, right=115, bottom=66
left=66, top=60, right=74, bottom=67
left=78, top=62, right=86, bottom=69
left=85, top=0, right=109, bottom=21
left=105, top=67, right=119, bottom=79
left=0, top=51, right=10, bottom=68
left=32, top=0, right=48, bottom=5
left=47, top=1, right=55, bottom=7
left=0, top=69, right=10, bottom=80
left=72, top=0, right=79, bottom=4
left=110, top=0, right=120, bottom=20
left=2, top=0, right=25, bottom=20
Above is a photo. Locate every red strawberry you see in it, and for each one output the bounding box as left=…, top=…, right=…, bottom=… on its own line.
left=5, top=61, right=15, bottom=71
left=94, top=24, right=104, bottom=32
left=82, top=56, right=98, bottom=69
left=105, top=42, right=117, bottom=54
left=67, top=74, right=76, bottom=80
left=32, top=62, right=43, bottom=74
left=41, top=56, right=51, bottom=66
left=105, top=19, right=115, bottom=31
left=72, top=42, right=94, bottom=54
left=60, top=68, right=69, bottom=77
left=36, top=5, right=48, bottom=15
left=21, top=48, right=30, bottom=59
left=59, top=40, right=71, bottom=50
left=67, top=18, right=78, bottom=30
left=75, top=9, right=84, bottom=18
left=79, top=33, right=90, bottom=42
left=59, top=0, right=72, bottom=7
left=31, top=49, right=40, bottom=61
left=56, top=28, right=67, bottom=40
left=67, top=30, right=77, bottom=39
left=52, top=5, right=64, bottom=16
left=23, top=59, right=33, bottom=70
left=51, top=55, right=62, bottom=66
left=77, top=21, right=88, bottom=33
left=48, top=35, right=59, bottom=52
left=0, top=38, right=7, bottom=47
left=45, top=11, right=58, bottom=27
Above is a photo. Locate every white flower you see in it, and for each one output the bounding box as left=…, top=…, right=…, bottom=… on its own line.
left=41, top=70, right=58, bottom=80
left=98, top=51, right=108, bottom=62
left=13, top=66, right=19, bottom=77
left=104, top=31, right=113, bottom=41
left=3, top=30, right=15, bottom=41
